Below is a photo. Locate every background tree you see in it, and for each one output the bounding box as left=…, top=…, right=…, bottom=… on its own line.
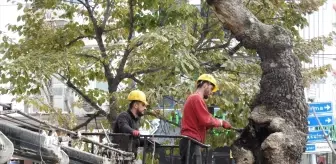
left=0, top=0, right=332, bottom=151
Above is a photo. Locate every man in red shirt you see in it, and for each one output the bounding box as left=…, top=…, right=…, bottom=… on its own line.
left=179, top=74, right=232, bottom=164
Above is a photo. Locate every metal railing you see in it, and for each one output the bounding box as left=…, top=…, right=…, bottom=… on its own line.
left=81, top=132, right=211, bottom=164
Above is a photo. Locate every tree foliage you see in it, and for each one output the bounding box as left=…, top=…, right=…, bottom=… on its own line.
left=0, top=0, right=332, bottom=148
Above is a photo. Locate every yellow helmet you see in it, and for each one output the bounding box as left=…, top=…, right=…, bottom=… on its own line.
left=127, top=90, right=149, bottom=105
left=197, top=74, right=218, bottom=92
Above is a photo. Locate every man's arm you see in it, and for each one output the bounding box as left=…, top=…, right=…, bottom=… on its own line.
left=192, top=96, right=228, bottom=128
left=117, top=113, right=135, bottom=134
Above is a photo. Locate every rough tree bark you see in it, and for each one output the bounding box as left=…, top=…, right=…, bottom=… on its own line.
left=206, top=0, right=308, bottom=164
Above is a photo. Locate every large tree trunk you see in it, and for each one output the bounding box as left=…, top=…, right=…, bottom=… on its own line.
left=206, top=0, right=308, bottom=164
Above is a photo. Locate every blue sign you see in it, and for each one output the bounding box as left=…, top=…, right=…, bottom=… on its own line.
left=307, top=130, right=329, bottom=142
left=307, top=115, right=334, bottom=127
left=306, top=144, right=316, bottom=152
left=308, top=102, right=333, bottom=114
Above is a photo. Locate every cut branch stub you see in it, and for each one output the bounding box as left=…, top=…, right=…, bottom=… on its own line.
left=207, top=0, right=308, bottom=164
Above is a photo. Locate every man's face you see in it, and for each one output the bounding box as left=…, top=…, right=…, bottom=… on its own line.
left=203, top=83, right=214, bottom=99
left=135, top=102, right=147, bottom=117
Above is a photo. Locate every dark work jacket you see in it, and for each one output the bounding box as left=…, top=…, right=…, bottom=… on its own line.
left=112, top=110, right=140, bottom=157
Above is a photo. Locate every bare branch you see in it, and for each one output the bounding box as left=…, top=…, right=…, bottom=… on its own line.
left=71, top=110, right=104, bottom=131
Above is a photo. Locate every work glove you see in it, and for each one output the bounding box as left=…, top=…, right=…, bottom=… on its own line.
left=132, top=130, right=140, bottom=136
left=222, top=120, right=232, bottom=129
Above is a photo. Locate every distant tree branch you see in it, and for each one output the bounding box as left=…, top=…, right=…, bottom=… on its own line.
left=57, top=74, right=107, bottom=117
left=102, top=0, right=113, bottom=29
left=115, top=0, right=137, bottom=82
left=127, top=0, right=135, bottom=41
left=66, top=35, right=94, bottom=47
left=81, top=0, right=115, bottom=93
left=71, top=110, right=104, bottom=131
left=194, top=5, right=211, bottom=50
left=74, top=53, right=100, bottom=61
left=129, top=76, right=144, bottom=85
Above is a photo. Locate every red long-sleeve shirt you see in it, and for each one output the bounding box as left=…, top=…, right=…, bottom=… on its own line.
left=180, top=93, right=221, bottom=143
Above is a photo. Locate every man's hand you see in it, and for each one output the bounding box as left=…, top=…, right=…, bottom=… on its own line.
left=222, top=120, right=232, bottom=129
left=132, top=130, right=140, bottom=136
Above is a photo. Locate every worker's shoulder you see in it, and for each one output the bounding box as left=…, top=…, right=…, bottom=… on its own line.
left=187, top=93, right=202, bottom=100
left=116, top=111, right=130, bottom=118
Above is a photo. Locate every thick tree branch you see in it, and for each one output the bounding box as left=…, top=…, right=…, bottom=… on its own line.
left=207, top=0, right=291, bottom=51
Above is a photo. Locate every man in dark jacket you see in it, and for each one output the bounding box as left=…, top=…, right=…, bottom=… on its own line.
left=112, top=90, right=148, bottom=160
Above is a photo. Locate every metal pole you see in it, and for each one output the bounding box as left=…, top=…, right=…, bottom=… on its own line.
left=143, top=136, right=148, bottom=163
left=91, top=142, right=94, bottom=154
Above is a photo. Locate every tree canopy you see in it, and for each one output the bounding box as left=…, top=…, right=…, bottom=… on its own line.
left=0, top=0, right=333, bottom=147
